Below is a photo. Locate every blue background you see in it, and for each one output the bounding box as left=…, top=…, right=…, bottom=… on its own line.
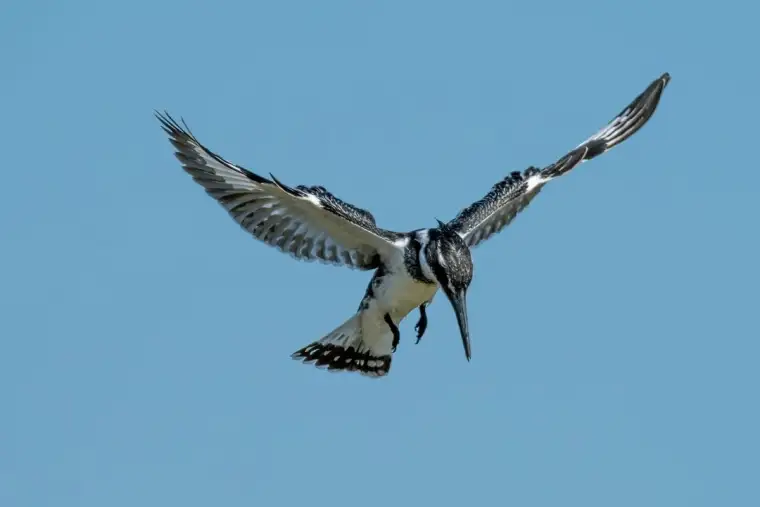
left=3, top=1, right=758, bottom=506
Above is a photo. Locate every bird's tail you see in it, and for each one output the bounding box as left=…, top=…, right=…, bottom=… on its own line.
left=291, top=312, right=392, bottom=378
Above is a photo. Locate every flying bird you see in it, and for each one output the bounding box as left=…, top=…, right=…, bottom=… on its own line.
left=156, top=72, right=670, bottom=378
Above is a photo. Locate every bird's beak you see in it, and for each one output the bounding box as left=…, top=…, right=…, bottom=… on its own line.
left=446, top=289, right=471, bottom=361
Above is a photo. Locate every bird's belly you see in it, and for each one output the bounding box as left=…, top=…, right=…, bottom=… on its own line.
left=374, top=272, right=438, bottom=323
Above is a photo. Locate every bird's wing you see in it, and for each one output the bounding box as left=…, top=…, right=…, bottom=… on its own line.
left=449, top=72, right=671, bottom=249
left=157, top=112, right=404, bottom=270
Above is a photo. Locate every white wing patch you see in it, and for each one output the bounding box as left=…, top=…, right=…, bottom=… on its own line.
left=525, top=173, right=547, bottom=193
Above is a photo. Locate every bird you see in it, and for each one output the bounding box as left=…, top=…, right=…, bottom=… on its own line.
left=156, top=72, right=670, bottom=378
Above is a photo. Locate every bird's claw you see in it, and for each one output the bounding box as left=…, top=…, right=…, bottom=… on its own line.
left=384, top=313, right=400, bottom=353
left=414, top=304, right=428, bottom=344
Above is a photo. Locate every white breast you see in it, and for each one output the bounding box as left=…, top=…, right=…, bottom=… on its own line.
left=373, top=269, right=438, bottom=322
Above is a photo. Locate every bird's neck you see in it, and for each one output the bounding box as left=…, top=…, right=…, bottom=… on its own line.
left=414, top=229, right=437, bottom=284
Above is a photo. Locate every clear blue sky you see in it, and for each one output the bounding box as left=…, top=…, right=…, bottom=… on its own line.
left=2, top=1, right=758, bottom=506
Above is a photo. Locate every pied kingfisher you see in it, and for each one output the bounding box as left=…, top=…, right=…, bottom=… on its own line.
left=156, top=72, right=670, bottom=378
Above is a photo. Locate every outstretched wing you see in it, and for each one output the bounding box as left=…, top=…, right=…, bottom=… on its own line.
left=449, top=72, right=671, bottom=248
left=157, top=112, right=404, bottom=269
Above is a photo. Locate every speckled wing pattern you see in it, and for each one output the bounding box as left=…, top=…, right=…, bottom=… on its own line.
left=156, top=112, right=404, bottom=270
left=449, top=72, right=671, bottom=248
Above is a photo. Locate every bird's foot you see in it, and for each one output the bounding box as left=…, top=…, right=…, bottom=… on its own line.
left=384, top=313, right=400, bottom=352
left=414, top=303, right=428, bottom=344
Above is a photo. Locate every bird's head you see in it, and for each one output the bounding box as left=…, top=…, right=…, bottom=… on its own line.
left=424, top=220, right=474, bottom=360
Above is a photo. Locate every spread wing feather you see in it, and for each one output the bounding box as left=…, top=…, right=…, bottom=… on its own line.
left=450, top=72, right=671, bottom=248
left=156, top=112, right=404, bottom=269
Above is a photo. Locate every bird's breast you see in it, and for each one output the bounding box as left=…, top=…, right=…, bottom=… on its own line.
left=373, top=270, right=438, bottom=322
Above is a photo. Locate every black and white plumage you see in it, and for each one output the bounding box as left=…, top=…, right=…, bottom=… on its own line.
left=156, top=72, right=670, bottom=378
left=449, top=73, right=671, bottom=247
left=160, top=123, right=403, bottom=270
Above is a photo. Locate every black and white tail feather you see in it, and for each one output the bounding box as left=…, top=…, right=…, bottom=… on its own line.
left=290, top=314, right=392, bottom=378
left=156, top=72, right=671, bottom=378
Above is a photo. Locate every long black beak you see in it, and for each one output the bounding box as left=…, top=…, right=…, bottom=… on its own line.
left=446, top=290, right=471, bottom=361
